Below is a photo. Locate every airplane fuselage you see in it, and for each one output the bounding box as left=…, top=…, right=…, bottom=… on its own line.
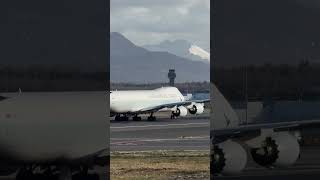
left=0, top=92, right=109, bottom=163
left=110, top=87, right=185, bottom=114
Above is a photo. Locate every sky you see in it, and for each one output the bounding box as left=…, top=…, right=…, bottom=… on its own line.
left=110, top=0, right=210, bottom=50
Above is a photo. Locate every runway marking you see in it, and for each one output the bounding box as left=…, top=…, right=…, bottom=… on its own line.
left=111, top=141, right=141, bottom=146
left=112, top=146, right=210, bottom=148
left=111, top=136, right=210, bottom=147
left=111, top=136, right=209, bottom=142
left=110, top=122, right=209, bottom=129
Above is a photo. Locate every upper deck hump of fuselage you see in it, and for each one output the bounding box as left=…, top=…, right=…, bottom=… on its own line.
left=110, top=86, right=183, bottom=100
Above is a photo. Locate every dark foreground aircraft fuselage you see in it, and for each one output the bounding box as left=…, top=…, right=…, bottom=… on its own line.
left=211, top=83, right=320, bottom=176
left=0, top=92, right=109, bottom=180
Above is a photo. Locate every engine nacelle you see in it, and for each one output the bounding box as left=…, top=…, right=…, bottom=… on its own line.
left=172, top=106, right=188, bottom=117
left=211, top=140, right=247, bottom=175
left=188, top=103, right=204, bottom=115
left=250, top=132, right=300, bottom=168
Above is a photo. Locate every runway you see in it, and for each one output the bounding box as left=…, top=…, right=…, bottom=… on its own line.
left=110, top=113, right=210, bottom=151
left=214, top=145, right=320, bottom=180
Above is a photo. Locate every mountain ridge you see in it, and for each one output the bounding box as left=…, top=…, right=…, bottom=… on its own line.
left=110, top=32, right=209, bottom=83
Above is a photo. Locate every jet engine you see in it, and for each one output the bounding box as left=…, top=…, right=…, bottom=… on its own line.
left=172, top=106, right=188, bottom=117
left=188, top=103, right=204, bottom=115
left=250, top=132, right=300, bottom=168
left=211, top=140, right=247, bottom=175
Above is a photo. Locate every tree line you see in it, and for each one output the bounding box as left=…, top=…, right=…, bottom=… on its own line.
left=212, top=61, right=320, bottom=101
left=111, top=82, right=210, bottom=94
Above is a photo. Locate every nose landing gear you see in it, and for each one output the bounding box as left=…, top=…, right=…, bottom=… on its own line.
left=114, top=114, right=129, bottom=121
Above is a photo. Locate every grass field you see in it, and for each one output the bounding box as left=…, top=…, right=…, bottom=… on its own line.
left=110, top=150, right=210, bottom=180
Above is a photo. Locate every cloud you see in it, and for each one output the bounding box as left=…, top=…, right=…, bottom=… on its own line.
left=111, top=0, right=210, bottom=50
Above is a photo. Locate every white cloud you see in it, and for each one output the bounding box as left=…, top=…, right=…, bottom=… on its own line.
left=111, top=0, right=210, bottom=50
left=177, top=7, right=189, bottom=15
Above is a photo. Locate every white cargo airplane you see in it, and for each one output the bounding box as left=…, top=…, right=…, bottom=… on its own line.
left=110, top=87, right=209, bottom=121
left=211, top=83, right=320, bottom=175
left=0, top=92, right=108, bottom=180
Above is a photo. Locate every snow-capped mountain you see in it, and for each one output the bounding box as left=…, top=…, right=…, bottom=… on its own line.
left=189, top=45, right=210, bottom=61
left=143, top=40, right=210, bottom=63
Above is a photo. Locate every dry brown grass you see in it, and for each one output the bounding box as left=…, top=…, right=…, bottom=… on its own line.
left=110, top=151, right=210, bottom=180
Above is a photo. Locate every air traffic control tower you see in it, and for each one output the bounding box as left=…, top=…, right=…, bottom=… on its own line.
left=168, top=69, right=176, bottom=86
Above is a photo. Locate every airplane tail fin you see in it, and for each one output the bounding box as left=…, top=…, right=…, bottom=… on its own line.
left=184, top=93, right=193, bottom=101
left=211, top=83, right=240, bottom=129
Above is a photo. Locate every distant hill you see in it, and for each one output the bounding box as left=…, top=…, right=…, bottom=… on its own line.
left=110, top=32, right=210, bottom=83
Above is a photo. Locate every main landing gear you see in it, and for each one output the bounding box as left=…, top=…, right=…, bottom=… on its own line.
left=132, top=114, right=142, bottom=121
left=16, top=165, right=100, bottom=180
left=114, top=114, right=156, bottom=121
left=72, top=166, right=99, bottom=180
left=114, top=114, right=129, bottom=121
left=170, top=113, right=177, bottom=119
left=171, top=109, right=180, bottom=119
left=147, top=113, right=156, bottom=121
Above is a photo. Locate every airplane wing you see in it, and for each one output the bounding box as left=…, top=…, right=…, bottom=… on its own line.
left=212, top=119, right=320, bottom=144
left=137, top=99, right=210, bottom=114
left=192, top=99, right=211, bottom=103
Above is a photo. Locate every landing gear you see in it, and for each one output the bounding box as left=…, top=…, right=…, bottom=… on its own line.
left=147, top=113, right=156, bottom=121
left=171, top=109, right=180, bottom=119
left=16, top=165, right=100, bottom=180
left=170, top=113, right=177, bottom=119
left=59, top=166, right=72, bottom=180
left=132, top=115, right=142, bottom=121
left=114, top=114, right=129, bottom=121
left=16, top=167, right=34, bottom=180
left=72, top=166, right=99, bottom=180
left=115, top=115, right=120, bottom=121
left=16, top=166, right=58, bottom=180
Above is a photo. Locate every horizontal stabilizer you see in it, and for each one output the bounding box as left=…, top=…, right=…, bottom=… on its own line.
left=211, top=83, right=239, bottom=129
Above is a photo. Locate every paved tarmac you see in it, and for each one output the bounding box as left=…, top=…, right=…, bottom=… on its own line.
left=110, top=113, right=210, bottom=151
